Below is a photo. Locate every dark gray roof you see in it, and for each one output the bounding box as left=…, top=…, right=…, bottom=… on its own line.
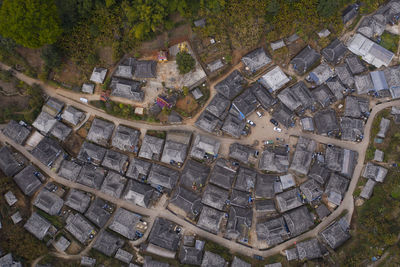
left=93, top=231, right=124, bottom=257
left=2, top=120, right=31, bottom=144
left=138, top=134, right=165, bottom=161
left=283, top=206, right=314, bottom=236
left=362, top=162, right=388, bottom=182
left=334, top=64, right=354, bottom=89
left=65, top=213, right=96, bottom=244
left=289, top=137, right=316, bottom=175
left=377, top=117, right=390, bottom=138
left=148, top=163, right=179, bottom=190
left=13, top=165, right=42, bottom=196
left=249, top=82, right=277, bottom=109
left=325, top=173, right=350, bottom=206
left=343, top=4, right=359, bottom=24
left=180, top=159, right=210, bottom=191
left=161, top=140, right=189, bottom=166
left=316, top=204, right=331, bottom=219
left=0, top=146, right=24, bottom=177
left=148, top=217, right=180, bottom=251
left=115, top=248, right=133, bottom=264
left=344, top=95, right=369, bottom=119
left=326, top=76, right=346, bottom=101
left=33, top=189, right=64, bottom=216
left=221, top=114, right=246, bottom=138
left=300, top=116, right=314, bottom=131
left=231, top=89, right=259, bottom=118
left=229, top=143, right=256, bottom=165
left=340, top=117, right=364, bottom=141
left=259, top=146, right=289, bottom=173
left=230, top=189, right=251, bottom=208
left=313, top=108, right=340, bottom=135
left=111, top=125, right=140, bottom=153
left=144, top=256, right=170, bottom=267
left=208, top=164, right=236, bottom=190
left=179, top=245, right=203, bottom=265
left=24, top=212, right=51, bottom=240
left=58, top=160, right=82, bottom=181
left=296, top=238, right=324, bottom=260
left=384, top=65, right=400, bottom=92
left=308, top=162, right=330, bottom=185
left=190, top=134, right=220, bottom=160
left=300, top=179, right=323, bottom=201
left=0, top=253, right=22, bottom=267
left=206, top=93, right=230, bottom=118
left=62, top=106, right=85, bottom=126
left=197, top=206, right=225, bottom=234
left=255, top=174, right=276, bottom=199
left=76, top=164, right=106, bottom=190
left=276, top=188, right=303, bottom=212
left=345, top=55, right=366, bottom=75
left=133, top=60, right=157, bottom=79
left=201, top=184, right=229, bottom=210
left=201, top=251, right=227, bottom=267
left=65, top=189, right=91, bottom=213
left=225, top=206, right=252, bottom=241
left=322, top=39, right=347, bottom=64
left=101, top=149, right=129, bottom=174
left=277, top=82, right=314, bottom=112
left=114, top=65, right=133, bottom=79
left=32, top=111, right=57, bottom=134
left=50, top=121, right=72, bottom=141
left=87, top=118, right=115, bottom=146
left=312, top=84, right=335, bottom=108
left=259, top=66, right=290, bottom=92
left=256, top=217, right=289, bottom=247
left=170, top=186, right=203, bottom=219
left=77, top=141, right=107, bottom=164
left=271, top=104, right=295, bottom=128
left=255, top=199, right=276, bottom=213
left=355, top=73, right=374, bottom=94
left=108, top=208, right=142, bottom=240
left=195, top=110, right=222, bottom=134
left=325, top=146, right=358, bottom=178
left=215, top=70, right=245, bottom=100
left=123, top=179, right=154, bottom=207
left=319, top=217, right=350, bottom=249
left=85, top=198, right=112, bottom=227
left=357, top=15, right=386, bottom=39
left=100, top=171, right=127, bottom=198
left=168, top=110, right=183, bottom=124
left=291, top=46, right=321, bottom=75
left=234, top=167, right=257, bottom=192
left=241, top=47, right=271, bottom=74
left=31, top=136, right=63, bottom=167
left=110, top=77, right=144, bottom=102
left=44, top=97, right=64, bottom=114
left=125, top=157, right=152, bottom=181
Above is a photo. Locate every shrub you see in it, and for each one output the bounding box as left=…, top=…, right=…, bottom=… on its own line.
left=176, top=51, right=195, bottom=74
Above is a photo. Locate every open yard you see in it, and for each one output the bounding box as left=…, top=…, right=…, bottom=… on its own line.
left=380, top=32, right=400, bottom=54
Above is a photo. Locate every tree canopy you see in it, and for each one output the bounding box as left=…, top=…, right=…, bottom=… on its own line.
left=176, top=51, right=195, bottom=74
left=0, top=0, right=62, bottom=48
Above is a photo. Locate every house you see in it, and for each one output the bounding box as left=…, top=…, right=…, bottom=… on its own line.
left=355, top=74, right=374, bottom=95
left=123, top=179, right=155, bottom=207
left=360, top=178, right=376, bottom=199
left=197, top=206, right=225, bottom=234
left=201, top=251, right=227, bottom=267
left=148, top=163, right=179, bottom=191
left=344, top=95, right=369, bottom=119
left=256, top=217, right=290, bottom=247
left=221, top=114, right=246, bottom=138
left=13, top=165, right=42, bottom=196
left=82, top=83, right=95, bottom=94
left=126, top=58, right=157, bottom=79
left=62, top=106, right=85, bottom=126
left=259, top=146, right=289, bottom=173
left=258, top=66, right=290, bottom=92
left=110, top=77, right=144, bottom=102
left=65, top=213, right=96, bottom=244
left=169, top=186, right=203, bottom=220
left=231, top=89, right=259, bottom=119
left=179, top=159, right=210, bottom=192
left=325, top=173, right=350, bottom=206
left=81, top=256, right=96, bottom=267
left=50, top=121, right=72, bottom=141
left=0, top=146, right=24, bottom=177
left=300, top=117, right=315, bottom=132
left=138, top=134, right=165, bottom=161
left=90, top=67, right=107, bottom=83
left=101, top=149, right=128, bottom=174
left=114, top=65, right=133, bottom=79
left=54, top=236, right=71, bottom=252
left=291, top=46, right=321, bottom=75
left=313, top=108, right=340, bottom=135
left=0, top=253, right=22, bottom=267
left=195, top=110, right=222, bottom=134
left=11, top=211, right=22, bottom=224
left=322, top=39, right=347, bottom=64
left=2, top=120, right=31, bottom=144
left=93, top=231, right=124, bottom=257
left=108, top=208, right=143, bottom=240
left=161, top=131, right=192, bottom=167
left=325, top=146, right=358, bottom=178
left=283, top=206, right=314, bottom=236
left=300, top=179, right=323, bottom=202
left=32, top=111, right=57, bottom=134
left=347, top=33, right=394, bottom=68
left=271, top=104, right=295, bottom=128
left=287, top=33, right=300, bottom=43
left=76, top=164, right=106, bottom=190
left=65, top=189, right=91, bottom=213
left=31, top=136, right=63, bottom=167
left=316, top=204, right=331, bottom=220
left=167, top=110, right=182, bottom=124
left=225, top=206, right=252, bottom=242
left=191, top=87, right=204, bottom=100
left=229, top=189, right=251, bottom=208
left=4, top=191, right=17, bottom=206
left=190, top=134, right=220, bottom=160
left=43, top=97, right=64, bottom=116
left=201, top=184, right=229, bottom=211
left=334, top=64, right=354, bottom=89
left=285, top=248, right=298, bottom=261
left=24, top=212, right=51, bottom=240
left=270, top=39, right=286, bottom=51
left=215, top=70, right=246, bottom=100
left=87, top=118, right=115, bottom=146
left=308, top=63, right=334, bottom=85
left=208, top=159, right=237, bottom=190
left=207, top=59, right=225, bottom=73
left=255, top=199, right=276, bottom=216
left=33, top=189, right=64, bottom=216
left=384, top=66, right=400, bottom=98
left=294, top=238, right=325, bottom=260
left=100, top=171, right=127, bottom=198
left=234, top=167, right=257, bottom=192
left=312, top=84, right=336, bottom=108
left=112, top=125, right=140, bottom=153
left=345, top=56, right=366, bottom=75
left=319, top=217, right=350, bottom=249
left=148, top=217, right=180, bottom=252
left=241, top=47, right=272, bottom=74
left=58, top=160, right=82, bottom=181
left=374, top=149, right=384, bottom=162
left=277, top=82, right=314, bottom=113
left=276, top=188, right=303, bottom=212
left=377, top=117, right=390, bottom=138
left=85, top=198, right=112, bottom=228
left=250, top=82, right=277, bottom=109
left=289, top=137, right=316, bottom=175
left=341, top=117, right=364, bottom=142
left=125, top=157, right=152, bottom=181
left=357, top=15, right=386, bottom=39
left=115, top=248, right=134, bottom=264
left=362, top=162, right=388, bottom=182
left=179, top=243, right=204, bottom=266
left=255, top=174, right=276, bottom=199
left=229, top=143, right=257, bottom=165
left=279, top=174, right=296, bottom=190
left=343, top=4, right=359, bottom=24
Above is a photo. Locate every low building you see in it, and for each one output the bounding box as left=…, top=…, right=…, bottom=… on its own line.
left=161, top=131, right=192, bottom=167
left=322, top=39, right=347, bottom=64
left=250, top=82, right=277, bottom=109
left=43, top=97, right=64, bottom=116
left=373, top=149, right=384, bottom=162
left=169, top=186, right=203, bottom=220
left=259, top=146, right=289, bottom=173
left=54, top=236, right=71, bottom=252
left=231, top=89, right=259, bottom=119
left=300, top=179, right=323, bottom=202
left=225, top=206, right=252, bottom=242
left=241, top=47, right=271, bottom=74
left=362, top=162, right=388, bottom=182
left=197, top=206, right=225, bottom=234
left=32, top=111, right=57, bottom=134
left=334, top=64, right=354, bottom=89
left=343, top=4, right=359, bottom=24
left=123, top=179, right=155, bottom=207
left=179, top=244, right=204, bottom=266
left=87, top=118, right=115, bottom=146
left=255, top=174, right=276, bottom=199
left=270, top=39, right=286, bottom=51
left=82, top=83, right=95, bottom=94
left=114, top=64, right=133, bottom=79
left=384, top=66, right=400, bottom=98
left=313, top=108, right=340, bottom=135
left=300, top=117, right=315, bottom=132
left=24, top=212, right=51, bottom=240
left=377, top=117, right=390, bottom=138
left=50, top=121, right=72, bottom=142
left=291, top=45, right=321, bottom=75
left=341, top=117, right=364, bottom=142
left=259, top=66, right=290, bottom=93
left=326, top=77, right=346, bottom=103
left=85, top=198, right=112, bottom=228
left=111, top=125, right=140, bottom=153
left=312, top=84, right=335, bottom=108
left=125, top=157, right=152, bottom=181
left=325, top=173, right=350, bottom=206
left=207, top=59, right=225, bottom=73
left=345, top=56, right=366, bottom=75
left=31, top=136, right=63, bottom=167
left=295, top=238, right=325, bottom=260
left=65, top=189, right=91, bottom=213
left=58, top=160, right=82, bottom=182
left=110, top=77, right=144, bottom=102
left=81, top=256, right=96, bottom=267
left=100, top=171, right=127, bottom=198
left=308, top=62, right=334, bottom=85
left=206, top=93, right=230, bottom=119
left=4, top=191, right=17, bottom=206
left=256, top=217, right=290, bottom=247
left=316, top=204, right=331, bottom=220
left=65, top=213, right=96, bottom=244
left=355, top=74, right=374, bottom=95
left=77, top=141, right=107, bottom=165
left=195, top=110, right=222, bottom=134
left=191, top=87, right=204, bottom=100
left=255, top=199, right=276, bottom=216
left=148, top=163, right=179, bottom=191
left=208, top=160, right=236, bottom=190
left=277, top=82, right=314, bottom=113
left=215, top=70, right=246, bottom=100
left=280, top=174, right=296, bottom=190
left=90, top=67, right=107, bottom=83
left=76, top=164, right=106, bottom=190
left=93, top=231, right=124, bottom=257
left=201, top=184, right=229, bottom=211
left=11, top=211, right=22, bottom=224
left=221, top=114, right=246, bottom=139
left=61, top=106, right=85, bottom=126
left=229, top=143, right=257, bottom=165
left=325, top=146, right=358, bottom=178
left=102, top=148, right=129, bottom=173
left=179, top=159, right=210, bottom=192
left=108, top=208, right=143, bottom=240
left=148, top=217, right=180, bottom=252
left=13, top=165, right=42, bottom=196
left=344, top=95, right=369, bottom=119
left=201, top=251, right=227, bottom=267
left=33, top=189, right=64, bottom=216
left=283, top=206, right=314, bottom=237
left=360, top=179, right=376, bottom=199
left=289, top=137, right=316, bottom=175
left=115, top=248, right=133, bottom=264
left=190, top=134, right=220, bottom=160
left=276, top=188, right=303, bottom=213
left=230, top=189, right=251, bottom=208
left=2, top=120, right=31, bottom=144
left=319, top=217, right=350, bottom=249
left=138, top=134, right=165, bottom=161
left=234, top=167, right=257, bottom=192
left=0, top=146, right=24, bottom=177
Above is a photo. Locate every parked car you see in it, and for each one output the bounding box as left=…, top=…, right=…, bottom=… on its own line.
left=263, top=140, right=274, bottom=145
left=273, top=127, right=282, bottom=132
left=256, top=111, right=263, bottom=118
left=269, top=119, right=278, bottom=126
left=247, top=120, right=256, bottom=126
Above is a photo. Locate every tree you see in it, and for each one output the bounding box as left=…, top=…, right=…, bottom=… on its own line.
left=176, top=51, right=195, bottom=74
left=0, top=0, right=62, bottom=48
left=41, top=45, right=62, bottom=70
left=317, top=0, right=338, bottom=18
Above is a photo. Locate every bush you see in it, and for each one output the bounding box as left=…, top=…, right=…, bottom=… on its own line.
left=176, top=51, right=195, bottom=74
left=41, top=45, right=62, bottom=70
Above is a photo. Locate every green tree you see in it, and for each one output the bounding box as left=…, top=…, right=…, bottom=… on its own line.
left=317, top=0, right=338, bottom=18
left=41, top=45, right=62, bottom=70
left=176, top=51, right=195, bottom=74
left=0, top=0, right=62, bottom=48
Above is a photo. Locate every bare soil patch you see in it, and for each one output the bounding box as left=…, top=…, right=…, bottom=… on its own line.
left=176, top=95, right=198, bottom=114
left=15, top=47, right=44, bottom=73
left=52, top=60, right=87, bottom=87
left=63, top=132, right=84, bottom=157
left=0, top=95, right=29, bottom=110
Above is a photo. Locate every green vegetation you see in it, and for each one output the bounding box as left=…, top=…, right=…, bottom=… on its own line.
left=380, top=32, right=399, bottom=53
left=89, top=248, right=122, bottom=266
left=35, top=209, right=65, bottom=229
left=176, top=52, right=195, bottom=74
left=38, top=254, right=80, bottom=267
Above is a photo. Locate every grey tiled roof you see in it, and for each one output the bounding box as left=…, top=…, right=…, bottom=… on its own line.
left=2, top=120, right=31, bottom=144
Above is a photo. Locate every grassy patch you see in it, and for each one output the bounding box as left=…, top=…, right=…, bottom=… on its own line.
left=36, top=209, right=65, bottom=229
left=380, top=32, right=399, bottom=53
left=204, top=239, right=233, bottom=262
left=88, top=249, right=121, bottom=267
